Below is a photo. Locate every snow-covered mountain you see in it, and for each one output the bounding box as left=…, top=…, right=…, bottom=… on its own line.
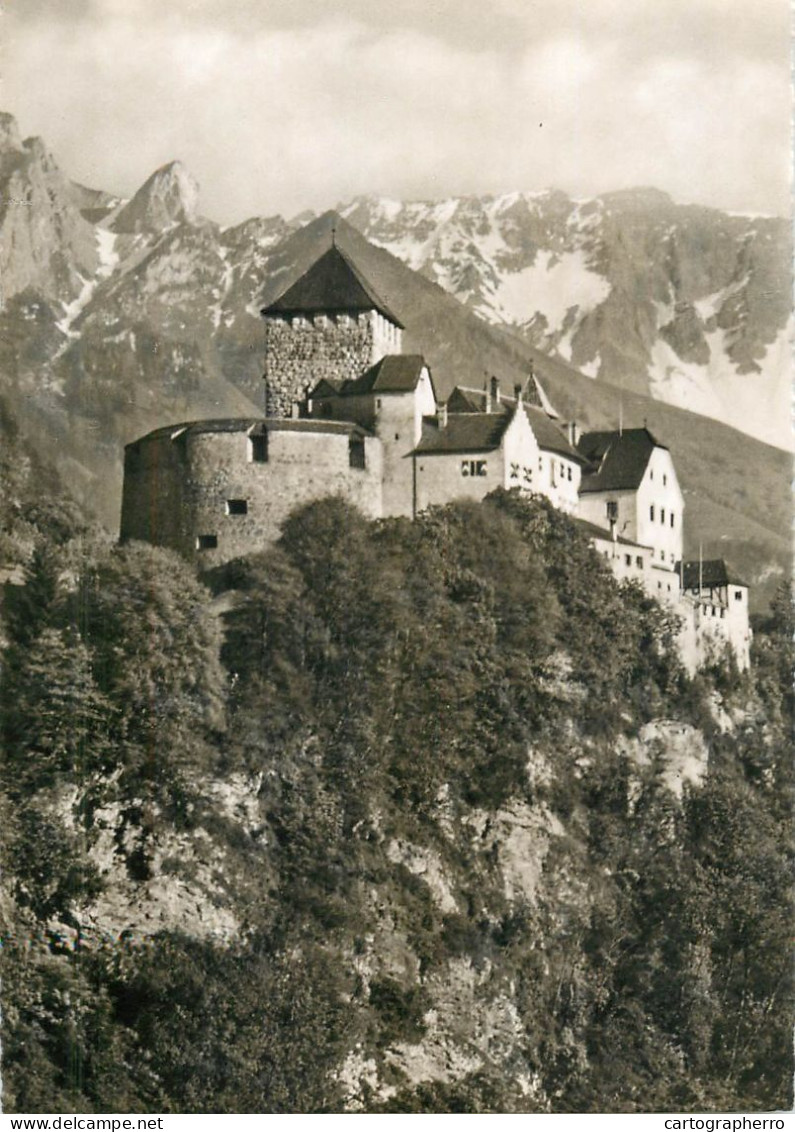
left=339, top=191, right=792, bottom=450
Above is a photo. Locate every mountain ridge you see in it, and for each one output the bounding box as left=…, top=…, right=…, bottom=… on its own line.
left=334, top=190, right=792, bottom=450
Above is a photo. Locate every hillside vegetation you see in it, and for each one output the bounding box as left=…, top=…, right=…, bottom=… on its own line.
left=1, top=476, right=792, bottom=1113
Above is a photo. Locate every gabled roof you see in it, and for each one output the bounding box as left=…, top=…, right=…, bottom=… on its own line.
left=416, top=389, right=584, bottom=459
left=525, top=405, right=587, bottom=463
left=446, top=386, right=489, bottom=414
left=446, top=374, right=559, bottom=418
left=413, top=401, right=584, bottom=461
left=444, top=383, right=581, bottom=462
left=415, top=412, right=512, bottom=455
left=311, top=378, right=343, bottom=398
left=678, top=559, right=748, bottom=589
left=577, top=428, right=663, bottom=493
left=332, top=355, right=430, bottom=396
left=261, top=244, right=404, bottom=327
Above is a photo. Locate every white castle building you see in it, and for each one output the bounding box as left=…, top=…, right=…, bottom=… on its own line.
left=121, top=240, right=751, bottom=670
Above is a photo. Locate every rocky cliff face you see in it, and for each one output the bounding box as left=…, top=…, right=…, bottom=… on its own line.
left=339, top=191, right=792, bottom=450
left=0, top=117, right=289, bottom=525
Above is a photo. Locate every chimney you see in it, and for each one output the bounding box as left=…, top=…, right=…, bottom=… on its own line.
left=490, top=376, right=500, bottom=407
left=568, top=420, right=580, bottom=446
left=484, top=376, right=491, bottom=414
left=436, top=402, right=448, bottom=429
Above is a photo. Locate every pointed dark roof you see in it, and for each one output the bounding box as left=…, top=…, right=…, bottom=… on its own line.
left=413, top=402, right=584, bottom=461
left=261, top=244, right=404, bottom=327
left=414, top=412, right=512, bottom=454
left=446, top=372, right=559, bottom=419
left=525, top=406, right=587, bottom=462
left=442, top=386, right=584, bottom=462
left=577, top=428, right=663, bottom=493
left=677, top=559, right=748, bottom=589
left=334, top=355, right=430, bottom=396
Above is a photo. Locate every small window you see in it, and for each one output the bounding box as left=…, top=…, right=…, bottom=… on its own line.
left=250, top=434, right=268, bottom=463
left=538, top=457, right=543, bottom=471
left=657, top=581, right=662, bottom=590
left=226, top=499, right=248, bottom=515
left=349, top=436, right=366, bottom=469
left=670, top=512, right=675, bottom=528
left=461, top=459, right=487, bottom=477
left=394, top=433, right=400, bottom=441
left=567, top=466, right=572, bottom=481
left=663, top=473, right=667, bottom=486
left=660, top=507, right=665, bottom=524
left=196, top=535, right=218, bottom=550
left=650, top=505, right=655, bottom=521
left=624, top=554, right=632, bottom=567
left=734, top=590, right=743, bottom=602
left=606, top=500, right=618, bottom=522
left=650, top=470, right=654, bottom=480
left=667, top=583, right=671, bottom=592
left=636, top=556, right=644, bottom=568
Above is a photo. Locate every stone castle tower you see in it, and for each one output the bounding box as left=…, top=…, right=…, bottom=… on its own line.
left=260, top=242, right=404, bottom=417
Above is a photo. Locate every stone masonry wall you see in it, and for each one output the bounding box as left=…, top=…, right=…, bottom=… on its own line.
left=121, top=432, right=192, bottom=557
left=264, top=312, right=377, bottom=416
left=122, top=423, right=383, bottom=567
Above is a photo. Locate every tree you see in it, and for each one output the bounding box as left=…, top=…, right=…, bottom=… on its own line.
left=75, top=542, right=226, bottom=791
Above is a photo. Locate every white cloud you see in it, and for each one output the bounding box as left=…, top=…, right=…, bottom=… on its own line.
left=1, top=1, right=789, bottom=222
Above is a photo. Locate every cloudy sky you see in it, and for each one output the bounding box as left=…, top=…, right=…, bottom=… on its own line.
left=1, top=0, right=790, bottom=224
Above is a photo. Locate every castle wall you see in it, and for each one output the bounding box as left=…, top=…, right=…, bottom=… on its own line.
left=579, top=449, right=683, bottom=571
left=377, top=373, right=436, bottom=518
left=591, top=532, right=654, bottom=589
left=633, top=448, right=684, bottom=569
left=121, top=423, right=383, bottom=567
left=503, top=408, right=541, bottom=494
left=264, top=311, right=397, bottom=417
left=311, top=392, right=378, bottom=432
left=578, top=489, right=637, bottom=551
left=121, top=430, right=193, bottom=558
left=725, top=585, right=752, bottom=669
left=537, top=452, right=581, bottom=514
left=415, top=449, right=501, bottom=512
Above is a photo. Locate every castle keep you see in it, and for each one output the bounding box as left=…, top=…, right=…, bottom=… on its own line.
left=120, top=238, right=751, bottom=671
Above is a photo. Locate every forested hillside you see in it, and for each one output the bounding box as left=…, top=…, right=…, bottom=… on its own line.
left=1, top=472, right=792, bottom=1113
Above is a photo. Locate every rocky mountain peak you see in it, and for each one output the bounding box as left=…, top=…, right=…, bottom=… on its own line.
left=0, top=111, right=23, bottom=153
left=111, top=160, right=200, bottom=235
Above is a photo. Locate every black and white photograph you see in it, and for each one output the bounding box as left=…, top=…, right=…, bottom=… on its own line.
left=0, top=0, right=791, bottom=1117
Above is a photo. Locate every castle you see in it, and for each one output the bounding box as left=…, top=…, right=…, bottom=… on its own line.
left=120, top=239, right=751, bottom=671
